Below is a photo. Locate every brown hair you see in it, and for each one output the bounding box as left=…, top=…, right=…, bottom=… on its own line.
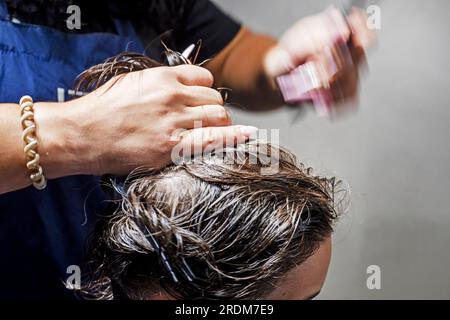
left=81, top=142, right=344, bottom=299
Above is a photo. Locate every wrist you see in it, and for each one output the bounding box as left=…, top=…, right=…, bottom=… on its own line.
left=33, top=99, right=98, bottom=179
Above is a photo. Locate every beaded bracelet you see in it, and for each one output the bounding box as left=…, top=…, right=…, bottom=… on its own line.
left=19, top=96, right=47, bottom=190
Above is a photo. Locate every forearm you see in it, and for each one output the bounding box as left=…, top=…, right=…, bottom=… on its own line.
left=0, top=104, right=30, bottom=193
left=206, top=27, right=285, bottom=111
left=0, top=102, right=88, bottom=194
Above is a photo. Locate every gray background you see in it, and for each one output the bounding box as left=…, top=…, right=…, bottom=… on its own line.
left=213, top=0, right=450, bottom=299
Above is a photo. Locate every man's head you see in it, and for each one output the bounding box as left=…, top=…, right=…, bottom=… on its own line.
left=82, top=142, right=343, bottom=300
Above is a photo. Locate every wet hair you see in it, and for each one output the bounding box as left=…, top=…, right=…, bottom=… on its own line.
left=76, top=48, right=345, bottom=300
left=82, top=142, right=343, bottom=300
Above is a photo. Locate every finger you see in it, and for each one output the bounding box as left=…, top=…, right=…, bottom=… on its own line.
left=331, top=68, right=359, bottom=105
left=348, top=8, right=377, bottom=50
left=304, top=49, right=344, bottom=91
left=325, top=7, right=351, bottom=42
left=174, top=125, right=258, bottom=158
left=319, top=40, right=365, bottom=84
left=178, top=104, right=231, bottom=128
left=292, top=7, right=351, bottom=66
left=172, top=64, right=214, bottom=87
left=349, top=44, right=368, bottom=69
left=264, top=46, right=296, bottom=77
left=182, top=86, right=224, bottom=107
left=310, top=44, right=349, bottom=86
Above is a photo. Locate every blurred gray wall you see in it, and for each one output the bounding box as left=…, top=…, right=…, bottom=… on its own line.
left=213, top=0, right=450, bottom=299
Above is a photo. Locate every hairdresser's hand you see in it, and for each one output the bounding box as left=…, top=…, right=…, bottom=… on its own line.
left=39, top=65, right=256, bottom=177
left=264, top=6, right=376, bottom=105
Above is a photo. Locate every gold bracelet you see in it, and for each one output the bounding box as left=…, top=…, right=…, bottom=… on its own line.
left=19, top=96, right=47, bottom=190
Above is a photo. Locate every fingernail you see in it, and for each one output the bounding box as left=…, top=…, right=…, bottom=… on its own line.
left=240, top=126, right=258, bottom=137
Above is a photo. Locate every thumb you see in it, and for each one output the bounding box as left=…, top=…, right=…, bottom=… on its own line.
left=264, top=45, right=297, bottom=79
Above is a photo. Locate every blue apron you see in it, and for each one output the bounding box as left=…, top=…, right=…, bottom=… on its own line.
left=0, top=1, right=144, bottom=299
